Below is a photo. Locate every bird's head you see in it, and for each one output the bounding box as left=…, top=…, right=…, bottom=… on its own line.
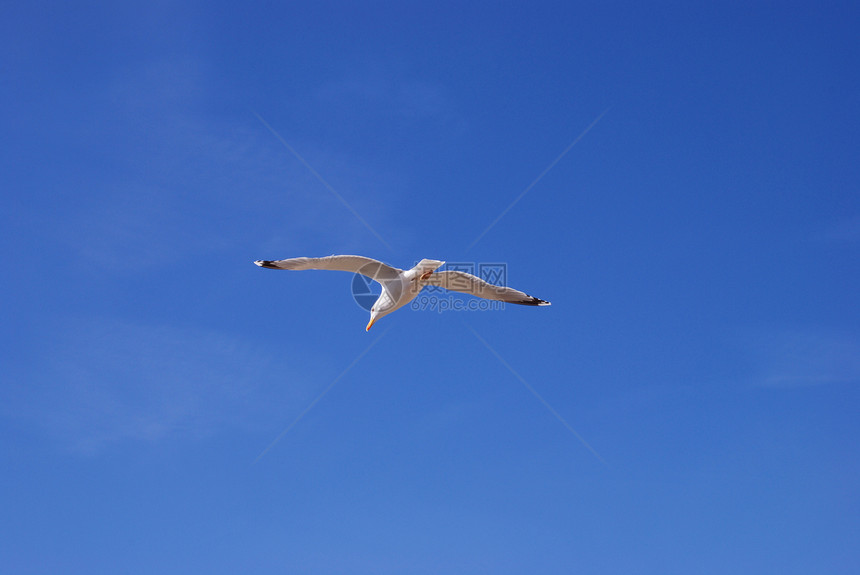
left=366, top=289, right=398, bottom=331
left=366, top=308, right=381, bottom=331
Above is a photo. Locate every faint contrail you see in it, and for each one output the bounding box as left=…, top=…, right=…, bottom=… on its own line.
left=467, top=108, right=610, bottom=251
left=253, top=111, right=393, bottom=251
left=253, top=327, right=391, bottom=463
left=466, top=324, right=606, bottom=464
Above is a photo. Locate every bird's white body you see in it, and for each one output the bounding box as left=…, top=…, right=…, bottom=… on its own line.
left=373, top=258, right=446, bottom=319
left=254, top=255, right=549, bottom=330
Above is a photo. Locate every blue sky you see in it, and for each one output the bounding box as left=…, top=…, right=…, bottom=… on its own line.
left=2, top=2, right=858, bottom=573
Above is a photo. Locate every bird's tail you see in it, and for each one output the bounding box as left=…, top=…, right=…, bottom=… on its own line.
left=412, top=259, right=445, bottom=274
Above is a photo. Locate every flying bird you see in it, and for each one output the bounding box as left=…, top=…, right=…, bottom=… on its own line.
left=254, top=255, right=550, bottom=330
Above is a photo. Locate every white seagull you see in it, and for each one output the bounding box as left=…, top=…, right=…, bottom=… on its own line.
left=254, top=255, right=550, bottom=330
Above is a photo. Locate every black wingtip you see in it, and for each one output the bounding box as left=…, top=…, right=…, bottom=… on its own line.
left=507, top=295, right=551, bottom=306
left=254, top=260, right=278, bottom=269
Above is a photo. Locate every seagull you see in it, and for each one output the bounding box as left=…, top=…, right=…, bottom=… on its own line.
left=254, top=255, right=550, bottom=330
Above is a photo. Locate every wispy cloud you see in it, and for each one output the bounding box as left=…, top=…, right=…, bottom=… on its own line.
left=38, top=56, right=397, bottom=270
left=822, top=215, right=860, bottom=243
left=64, top=183, right=225, bottom=270
left=745, top=329, right=860, bottom=387
left=318, top=70, right=454, bottom=122
left=2, top=318, right=322, bottom=454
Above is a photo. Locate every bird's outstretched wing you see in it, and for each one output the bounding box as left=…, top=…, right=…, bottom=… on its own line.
left=424, top=270, right=550, bottom=306
left=254, top=255, right=402, bottom=282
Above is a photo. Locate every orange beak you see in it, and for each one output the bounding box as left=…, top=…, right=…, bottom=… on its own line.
left=366, top=317, right=377, bottom=331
